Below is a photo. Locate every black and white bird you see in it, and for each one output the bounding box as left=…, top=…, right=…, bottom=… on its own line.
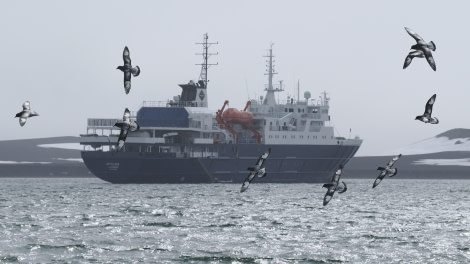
left=240, top=148, right=271, bottom=193
left=415, top=94, right=439, bottom=124
left=403, top=27, right=437, bottom=71
left=373, top=154, right=402, bottom=188
left=114, top=108, right=139, bottom=151
left=322, top=165, right=347, bottom=206
left=117, top=46, right=140, bottom=94
left=14, top=101, right=39, bottom=126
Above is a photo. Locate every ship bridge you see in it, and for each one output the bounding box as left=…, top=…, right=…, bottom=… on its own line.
left=137, top=106, right=189, bottom=127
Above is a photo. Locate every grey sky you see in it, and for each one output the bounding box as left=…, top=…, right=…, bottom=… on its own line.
left=2, top=1, right=469, bottom=156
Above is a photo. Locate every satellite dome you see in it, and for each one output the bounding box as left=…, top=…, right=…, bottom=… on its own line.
left=304, top=91, right=311, bottom=100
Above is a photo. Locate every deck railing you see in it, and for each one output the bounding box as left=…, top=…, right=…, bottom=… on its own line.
left=87, top=118, right=121, bottom=127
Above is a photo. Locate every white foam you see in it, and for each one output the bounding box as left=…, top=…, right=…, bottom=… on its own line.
left=37, top=143, right=82, bottom=150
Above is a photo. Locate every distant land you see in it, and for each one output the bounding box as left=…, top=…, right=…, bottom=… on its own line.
left=0, top=136, right=90, bottom=178
left=1, top=128, right=470, bottom=179
left=347, top=128, right=470, bottom=179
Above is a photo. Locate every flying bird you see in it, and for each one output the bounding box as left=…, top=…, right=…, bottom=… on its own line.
left=373, top=154, right=402, bottom=188
left=415, top=94, right=439, bottom=124
left=117, top=46, right=140, bottom=94
left=14, top=101, right=39, bottom=126
left=322, top=165, right=347, bottom=206
left=114, top=108, right=139, bottom=151
left=403, top=27, right=437, bottom=71
left=240, top=148, right=271, bottom=193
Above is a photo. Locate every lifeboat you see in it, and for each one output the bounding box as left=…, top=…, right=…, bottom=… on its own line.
left=222, top=108, right=253, bottom=123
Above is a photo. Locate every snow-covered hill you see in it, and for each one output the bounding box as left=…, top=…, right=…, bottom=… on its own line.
left=0, top=137, right=81, bottom=163
left=0, top=137, right=89, bottom=177
left=346, top=129, right=470, bottom=178
left=394, top=128, right=470, bottom=155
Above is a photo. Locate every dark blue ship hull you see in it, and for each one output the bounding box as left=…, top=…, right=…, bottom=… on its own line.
left=81, top=144, right=360, bottom=183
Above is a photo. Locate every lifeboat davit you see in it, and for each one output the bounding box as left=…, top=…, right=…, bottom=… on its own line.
left=222, top=108, right=253, bottom=123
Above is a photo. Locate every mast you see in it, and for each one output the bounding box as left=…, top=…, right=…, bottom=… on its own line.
left=178, top=34, right=218, bottom=108
left=195, top=33, right=218, bottom=88
left=263, top=43, right=283, bottom=105
left=297, top=80, right=300, bottom=103
left=320, top=91, right=330, bottom=106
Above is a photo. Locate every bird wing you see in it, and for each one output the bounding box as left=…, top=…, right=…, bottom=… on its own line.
left=424, top=94, right=437, bottom=115
left=372, top=175, right=383, bottom=188
left=253, top=157, right=264, bottom=168
left=323, top=184, right=336, bottom=206
left=387, top=154, right=402, bottom=168
left=22, top=101, right=30, bottom=111
left=19, top=117, right=27, bottom=126
left=330, top=167, right=342, bottom=185
left=123, top=108, right=131, bottom=122
left=424, top=51, right=436, bottom=71
left=114, top=120, right=124, bottom=129
left=403, top=50, right=424, bottom=69
left=404, top=27, right=424, bottom=43
left=240, top=171, right=257, bottom=193
left=118, top=126, right=129, bottom=141
left=124, top=81, right=131, bottom=94
left=124, top=71, right=131, bottom=94
left=116, top=127, right=129, bottom=151
left=255, top=148, right=271, bottom=167
left=116, top=139, right=125, bottom=151
left=410, top=50, right=424, bottom=57
left=124, top=69, right=131, bottom=82
left=403, top=55, right=413, bottom=69
left=28, top=111, right=39, bottom=117
left=123, top=46, right=131, bottom=65
left=372, top=169, right=388, bottom=188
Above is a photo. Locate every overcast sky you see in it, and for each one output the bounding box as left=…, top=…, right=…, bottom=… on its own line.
left=2, top=1, right=469, bottom=156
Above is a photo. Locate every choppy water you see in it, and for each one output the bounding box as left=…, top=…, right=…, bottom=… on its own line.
left=0, top=178, right=469, bottom=263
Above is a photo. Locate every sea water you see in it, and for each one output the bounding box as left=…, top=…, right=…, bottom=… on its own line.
left=0, top=178, right=469, bottom=263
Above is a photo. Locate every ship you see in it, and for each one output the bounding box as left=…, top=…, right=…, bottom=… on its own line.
left=80, top=34, right=362, bottom=183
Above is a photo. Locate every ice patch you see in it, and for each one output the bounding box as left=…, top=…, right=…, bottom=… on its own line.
left=413, top=158, right=470, bottom=167
left=0, top=161, right=52, bottom=164
left=56, top=158, right=83, bottom=163
left=37, top=143, right=82, bottom=150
